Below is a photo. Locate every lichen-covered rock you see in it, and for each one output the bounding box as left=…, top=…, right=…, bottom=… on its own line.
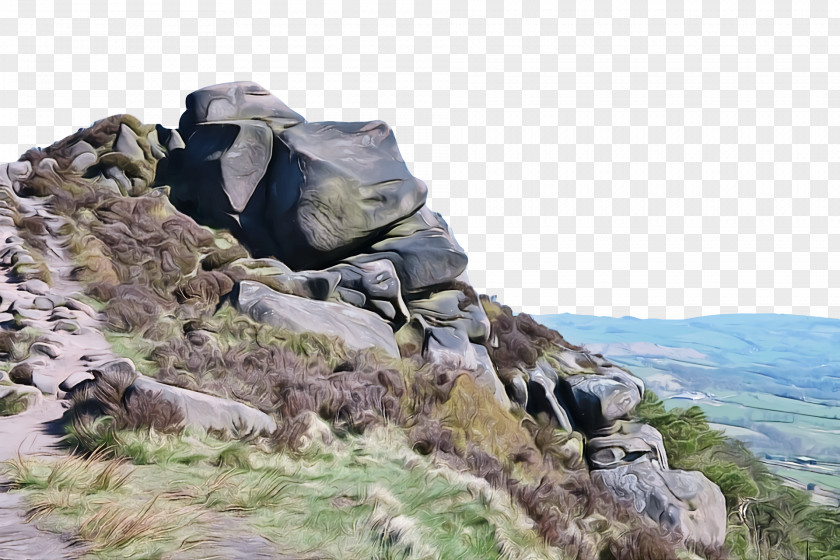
left=235, top=279, right=400, bottom=358
left=369, top=206, right=468, bottom=294
left=169, top=82, right=428, bottom=271
left=406, top=289, right=490, bottom=342
left=266, top=120, right=428, bottom=268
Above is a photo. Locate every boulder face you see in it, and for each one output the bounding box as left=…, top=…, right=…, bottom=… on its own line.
left=592, top=459, right=727, bottom=547
left=168, top=82, right=429, bottom=271
left=234, top=279, right=401, bottom=358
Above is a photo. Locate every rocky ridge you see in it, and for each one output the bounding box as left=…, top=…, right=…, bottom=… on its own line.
left=0, top=81, right=726, bottom=558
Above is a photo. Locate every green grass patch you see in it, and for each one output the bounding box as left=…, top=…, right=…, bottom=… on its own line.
left=4, top=423, right=564, bottom=560
left=637, top=390, right=840, bottom=559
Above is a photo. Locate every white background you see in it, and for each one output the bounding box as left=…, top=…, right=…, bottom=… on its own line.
left=1, top=1, right=838, bottom=318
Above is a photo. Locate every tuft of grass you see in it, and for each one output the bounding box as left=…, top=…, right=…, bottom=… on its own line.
left=73, top=497, right=202, bottom=556
left=64, top=418, right=209, bottom=466
left=4, top=449, right=132, bottom=494
left=0, top=326, right=42, bottom=363
left=0, top=387, right=36, bottom=416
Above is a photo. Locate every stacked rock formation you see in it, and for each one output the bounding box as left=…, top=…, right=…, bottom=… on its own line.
left=155, top=82, right=725, bottom=546
left=521, top=351, right=725, bottom=546
left=158, top=81, right=509, bottom=405
left=0, top=81, right=726, bottom=548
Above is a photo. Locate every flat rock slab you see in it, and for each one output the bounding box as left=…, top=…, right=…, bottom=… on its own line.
left=129, top=374, right=277, bottom=438
left=235, top=280, right=400, bottom=358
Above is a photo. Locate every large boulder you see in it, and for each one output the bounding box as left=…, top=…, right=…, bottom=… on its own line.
left=178, top=81, right=304, bottom=136
left=591, top=457, right=726, bottom=547
left=265, top=120, right=428, bottom=268
left=169, top=82, right=428, bottom=270
left=369, top=206, right=468, bottom=293
left=234, top=279, right=400, bottom=358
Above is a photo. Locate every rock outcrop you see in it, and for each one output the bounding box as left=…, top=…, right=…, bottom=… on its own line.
left=162, top=81, right=500, bottom=409
left=0, top=81, right=726, bottom=552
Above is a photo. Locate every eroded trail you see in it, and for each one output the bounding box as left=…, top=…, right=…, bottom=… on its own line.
left=0, top=162, right=122, bottom=559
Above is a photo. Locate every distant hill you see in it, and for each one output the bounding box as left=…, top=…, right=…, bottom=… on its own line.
left=538, top=313, right=840, bottom=493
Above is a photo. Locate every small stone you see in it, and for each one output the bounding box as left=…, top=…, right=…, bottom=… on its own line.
left=65, top=297, right=98, bottom=318
left=66, top=140, right=97, bottom=171
left=70, top=151, right=97, bottom=172
left=7, top=160, right=32, bottom=182
left=30, top=341, right=61, bottom=359
left=32, top=296, right=55, bottom=311
left=52, top=320, right=80, bottom=333
left=18, top=279, right=49, bottom=295
left=10, top=251, right=34, bottom=266
left=49, top=308, right=76, bottom=321
left=58, top=371, right=95, bottom=393
left=8, top=362, right=34, bottom=385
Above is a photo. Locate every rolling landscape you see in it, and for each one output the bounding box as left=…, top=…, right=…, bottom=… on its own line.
left=538, top=313, right=840, bottom=504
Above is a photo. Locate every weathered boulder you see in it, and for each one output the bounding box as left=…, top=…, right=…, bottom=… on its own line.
left=178, top=81, right=304, bottom=136
left=327, top=255, right=409, bottom=322
left=227, top=257, right=342, bottom=302
left=129, top=375, right=276, bottom=438
left=587, top=422, right=669, bottom=470
left=529, top=351, right=725, bottom=547
left=88, top=359, right=276, bottom=438
left=264, top=120, right=428, bottom=268
left=406, top=289, right=490, bottom=342
left=178, top=118, right=274, bottom=234
left=592, top=458, right=726, bottom=547
left=169, top=82, right=428, bottom=271
left=524, top=361, right=574, bottom=433
left=234, top=279, right=400, bottom=358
